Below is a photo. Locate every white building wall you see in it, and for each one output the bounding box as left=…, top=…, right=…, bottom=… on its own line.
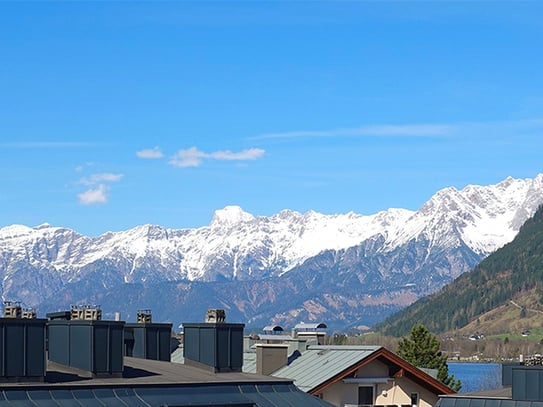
left=316, top=361, right=440, bottom=407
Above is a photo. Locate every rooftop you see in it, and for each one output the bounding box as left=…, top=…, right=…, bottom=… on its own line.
left=0, top=357, right=332, bottom=406
left=273, top=345, right=382, bottom=392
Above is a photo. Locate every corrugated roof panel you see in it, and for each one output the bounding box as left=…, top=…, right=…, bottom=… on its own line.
left=26, top=390, right=59, bottom=407
left=0, top=384, right=334, bottom=407
left=434, top=398, right=543, bottom=407
left=93, top=388, right=129, bottom=406
left=70, top=388, right=97, bottom=404
left=239, top=383, right=277, bottom=406
left=111, top=388, right=150, bottom=407
left=4, top=389, right=32, bottom=403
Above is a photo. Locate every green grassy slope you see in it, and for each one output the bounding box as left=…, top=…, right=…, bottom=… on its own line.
left=376, top=205, right=543, bottom=337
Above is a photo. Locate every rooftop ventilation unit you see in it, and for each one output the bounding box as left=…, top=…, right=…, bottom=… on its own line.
left=48, top=309, right=124, bottom=378
left=22, top=308, right=37, bottom=319
left=183, top=309, right=244, bottom=373
left=292, top=322, right=327, bottom=345
left=0, top=306, right=46, bottom=382
left=3, top=301, right=22, bottom=318
left=124, top=310, right=172, bottom=362
left=137, top=309, right=152, bottom=324
left=205, top=308, right=226, bottom=323
left=70, top=304, right=102, bottom=321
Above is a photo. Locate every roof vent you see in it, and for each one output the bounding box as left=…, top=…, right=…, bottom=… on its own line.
left=137, top=309, right=152, bottom=323
left=205, top=308, right=226, bottom=323
left=70, top=304, right=102, bottom=321
left=3, top=301, right=22, bottom=318
left=22, top=308, right=37, bottom=319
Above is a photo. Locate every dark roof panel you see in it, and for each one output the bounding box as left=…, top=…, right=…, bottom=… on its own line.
left=0, top=384, right=332, bottom=407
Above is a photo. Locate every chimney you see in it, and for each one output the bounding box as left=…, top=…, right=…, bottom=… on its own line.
left=183, top=309, right=244, bottom=373
left=3, top=301, right=22, bottom=318
left=124, top=309, right=172, bottom=361
left=0, top=301, right=46, bottom=382
left=256, top=344, right=288, bottom=375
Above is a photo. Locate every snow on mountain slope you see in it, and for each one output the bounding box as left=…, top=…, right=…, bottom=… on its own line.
left=0, top=174, right=542, bottom=298
left=385, top=174, right=543, bottom=254
left=176, top=206, right=415, bottom=280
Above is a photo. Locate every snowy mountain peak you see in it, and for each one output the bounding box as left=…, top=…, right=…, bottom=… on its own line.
left=1, top=173, right=543, bottom=314
left=210, top=205, right=255, bottom=227
left=35, top=223, right=52, bottom=229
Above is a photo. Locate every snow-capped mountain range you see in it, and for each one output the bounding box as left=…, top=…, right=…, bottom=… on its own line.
left=1, top=174, right=542, bottom=330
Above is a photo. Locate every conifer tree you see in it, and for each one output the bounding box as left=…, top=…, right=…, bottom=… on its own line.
left=397, top=324, right=461, bottom=391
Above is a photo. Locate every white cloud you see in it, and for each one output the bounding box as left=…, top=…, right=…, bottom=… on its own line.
left=169, top=147, right=265, bottom=168
left=210, top=148, right=265, bottom=161
left=76, top=172, right=123, bottom=205
left=137, top=147, right=164, bottom=159
left=249, top=118, right=543, bottom=141
left=169, top=147, right=206, bottom=167
left=78, top=185, right=108, bottom=205
left=251, top=124, right=452, bottom=140
left=79, top=172, right=124, bottom=186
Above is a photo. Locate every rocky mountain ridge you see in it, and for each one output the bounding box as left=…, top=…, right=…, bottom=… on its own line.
left=1, top=174, right=542, bottom=330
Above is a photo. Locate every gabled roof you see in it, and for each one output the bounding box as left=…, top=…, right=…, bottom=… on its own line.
left=272, top=345, right=456, bottom=396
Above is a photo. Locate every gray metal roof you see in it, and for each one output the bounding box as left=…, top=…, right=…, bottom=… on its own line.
left=171, top=345, right=184, bottom=364
left=436, top=396, right=523, bottom=407
left=243, top=351, right=257, bottom=374
left=272, top=345, right=381, bottom=392
left=0, top=357, right=334, bottom=406
left=0, top=383, right=334, bottom=406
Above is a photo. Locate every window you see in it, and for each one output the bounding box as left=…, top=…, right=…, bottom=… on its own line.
left=358, top=386, right=374, bottom=406
left=410, top=392, right=419, bottom=407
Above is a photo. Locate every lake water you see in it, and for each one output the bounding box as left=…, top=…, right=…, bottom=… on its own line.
left=448, top=362, right=502, bottom=393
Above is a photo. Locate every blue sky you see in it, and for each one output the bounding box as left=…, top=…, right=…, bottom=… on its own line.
left=1, top=1, right=542, bottom=236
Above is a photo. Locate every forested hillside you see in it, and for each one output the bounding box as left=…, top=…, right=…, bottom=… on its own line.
left=376, top=204, right=543, bottom=337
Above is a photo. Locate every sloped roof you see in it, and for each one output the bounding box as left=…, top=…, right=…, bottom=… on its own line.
left=272, top=345, right=456, bottom=396
left=0, top=357, right=334, bottom=406
left=0, top=383, right=333, bottom=406
left=273, top=345, right=381, bottom=392
left=435, top=395, right=516, bottom=407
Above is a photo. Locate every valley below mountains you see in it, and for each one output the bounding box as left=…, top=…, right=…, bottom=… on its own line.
left=1, top=174, right=543, bottom=332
